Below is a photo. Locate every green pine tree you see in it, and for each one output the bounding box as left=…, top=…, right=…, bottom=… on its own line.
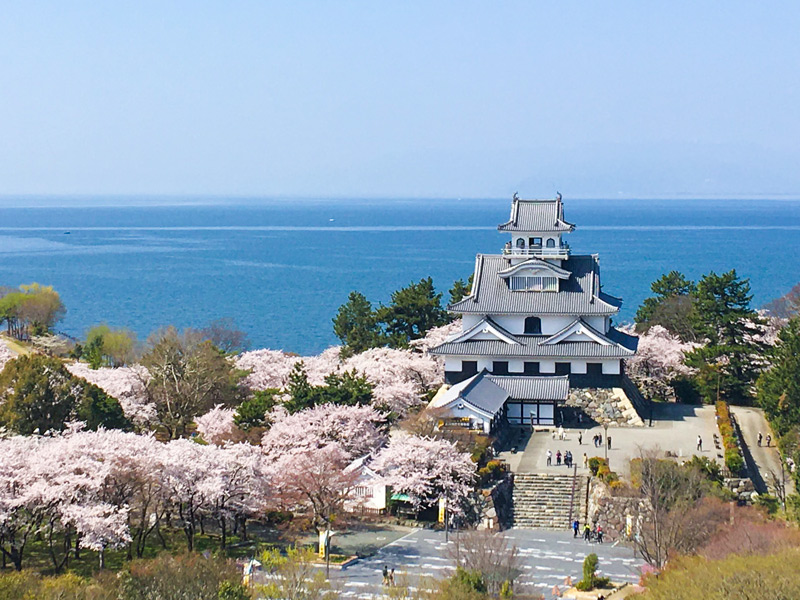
left=377, top=277, right=448, bottom=347
left=332, top=291, right=382, bottom=356
left=685, top=270, right=765, bottom=404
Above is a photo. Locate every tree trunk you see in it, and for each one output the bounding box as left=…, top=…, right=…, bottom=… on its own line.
left=220, top=517, right=227, bottom=550
left=99, top=546, right=105, bottom=570
left=74, top=534, right=80, bottom=560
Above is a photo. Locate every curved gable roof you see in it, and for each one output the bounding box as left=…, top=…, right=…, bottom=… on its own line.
left=498, top=258, right=571, bottom=280
left=497, top=197, right=575, bottom=233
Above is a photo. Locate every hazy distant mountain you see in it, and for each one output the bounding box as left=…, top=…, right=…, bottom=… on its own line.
left=763, top=283, right=800, bottom=318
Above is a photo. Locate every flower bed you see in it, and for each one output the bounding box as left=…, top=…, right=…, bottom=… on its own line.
left=716, top=401, right=745, bottom=476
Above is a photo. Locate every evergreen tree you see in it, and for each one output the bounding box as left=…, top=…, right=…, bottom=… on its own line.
left=318, top=370, right=373, bottom=407
left=76, top=383, right=132, bottom=430
left=449, top=274, right=474, bottom=305
left=234, top=389, right=279, bottom=430
left=284, top=362, right=315, bottom=414
left=635, top=271, right=697, bottom=340
left=332, top=291, right=382, bottom=356
left=757, top=317, right=800, bottom=436
left=0, top=355, right=129, bottom=433
left=685, top=270, right=765, bottom=404
left=377, top=277, right=448, bottom=347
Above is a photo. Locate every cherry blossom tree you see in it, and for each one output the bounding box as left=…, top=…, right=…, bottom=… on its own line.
left=342, top=347, right=442, bottom=414
left=61, top=502, right=130, bottom=569
left=236, top=349, right=300, bottom=390
left=409, top=318, right=462, bottom=353
left=370, top=434, right=475, bottom=515
left=0, top=435, right=50, bottom=570
left=271, top=444, right=358, bottom=546
left=67, top=362, right=156, bottom=427
left=261, top=403, right=387, bottom=460
left=160, top=438, right=217, bottom=552
left=195, top=404, right=237, bottom=445
left=623, top=325, right=700, bottom=401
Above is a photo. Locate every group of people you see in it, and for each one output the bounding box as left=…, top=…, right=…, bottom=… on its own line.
left=757, top=432, right=772, bottom=447
left=572, top=519, right=604, bottom=543
left=592, top=433, right=610, bottom=449
left=546, top=449, right=578, bottom=467
left=382, top=565, right=396, bottom=586
left=546, top=449, right=590, bottom=469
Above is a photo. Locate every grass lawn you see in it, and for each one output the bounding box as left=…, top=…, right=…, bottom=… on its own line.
left=1, top=527, right=285, bottom=578
left=0, top=334, right=31, bottom=356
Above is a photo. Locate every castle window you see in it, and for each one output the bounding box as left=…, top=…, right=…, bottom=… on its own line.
left=546, top=238, right=556, bottom=248
left=492, top=361, right=509, bottom=375
left=510, top=276, right=558, bottom=292
left=523, top=361, right=540, bottom=374
left=524, top=316, right=542, bottom=334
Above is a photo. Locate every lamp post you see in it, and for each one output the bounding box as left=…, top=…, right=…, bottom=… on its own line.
left=603, top=422, right=609, bottom=461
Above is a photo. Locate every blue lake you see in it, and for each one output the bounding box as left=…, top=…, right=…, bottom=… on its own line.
left=0, top=197, right=798, bottom=354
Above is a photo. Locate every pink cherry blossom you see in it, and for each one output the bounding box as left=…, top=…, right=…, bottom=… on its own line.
left=195, top=404, right=237, bottom=445
left=262, top=403, right=387, bottom=461
left=67, top=362, right=156, bottom=426
left=370, top=433, right=475, bottom=514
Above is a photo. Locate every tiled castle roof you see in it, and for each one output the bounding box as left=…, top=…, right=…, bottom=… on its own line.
left=448, top=254, right=621, bottom=315
left=428, top=326, right=638, bottom=358
left=497, top=197, right=575, bottom=233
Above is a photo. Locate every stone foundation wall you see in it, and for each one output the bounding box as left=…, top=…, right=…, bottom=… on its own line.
left=586, top=479, right=648, bottom=541
left=565, top=386, right=645, bottom=427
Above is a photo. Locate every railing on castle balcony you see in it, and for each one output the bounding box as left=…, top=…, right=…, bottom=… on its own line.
left=502, top=244, right=570, bottom=258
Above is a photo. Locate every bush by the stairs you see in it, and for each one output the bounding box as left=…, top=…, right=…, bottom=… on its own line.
left=575, top=553, right=611, bottom=591
left=477, top=459, right=508, bottom=487
left=588, top=456, right=618, bottom=484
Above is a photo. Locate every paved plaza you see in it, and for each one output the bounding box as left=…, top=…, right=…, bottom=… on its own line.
left=331, top=528, right=643, bottom=598
left=498, top=403, right=723, bottom=477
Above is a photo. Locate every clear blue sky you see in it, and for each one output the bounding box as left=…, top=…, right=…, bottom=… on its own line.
left=1, top=1, right=799, bottom=199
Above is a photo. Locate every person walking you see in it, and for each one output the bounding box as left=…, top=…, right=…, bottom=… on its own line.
left=583, top=453, right=588, bottom=469
left=382, top=565, right=389, bottom=586
left=572, top=519, right=579, bottom=538
left=597, top=525, right=604, bottom=544
left=766, top=434, right=772, bottom=447
left=697, top=435, right=703, bottom=452
left=578, top=432, right=583, bottom=445
left=593, top=434, right=598, bottom=448
left=598, top=433, right=603, bottom=447
left=546, top=449, right=552, bottom=466
left=607, top=436, right=611, bottom=450
left=583, top=523, right=591, bottom=541
left=558, top=425, right=565, bottom=440
left=389, top=568, right=395, bottom=586
left=757, top=432, right=763, bottom=447
left=556, top=450, right=562, bottom=466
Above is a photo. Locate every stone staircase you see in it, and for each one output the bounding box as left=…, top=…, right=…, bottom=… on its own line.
left=511, top=472, right=588, bottom=529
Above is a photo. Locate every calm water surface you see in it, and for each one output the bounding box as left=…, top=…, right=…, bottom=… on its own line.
left=0, top=198, right=798, bottom=354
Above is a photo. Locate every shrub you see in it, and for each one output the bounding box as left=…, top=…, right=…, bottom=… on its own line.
left=588, top=456, right=606, bottom=476
left=716, top=400, right=745, bottom=476
left=120, top=553, right=246, bottom=600
left=753, top=493, right=780, bottom=515
left=575, top=553, right=611, bottom=591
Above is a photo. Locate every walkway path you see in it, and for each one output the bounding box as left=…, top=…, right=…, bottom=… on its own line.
left=731, top=406, right=794, bottom=496
left=330, top=528, right=642, bottom=598
left=498, top=404, right=721, bottom=478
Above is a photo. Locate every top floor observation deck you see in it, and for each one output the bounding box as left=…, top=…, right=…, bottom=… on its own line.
left=502, top=240, right=570, bottom=259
